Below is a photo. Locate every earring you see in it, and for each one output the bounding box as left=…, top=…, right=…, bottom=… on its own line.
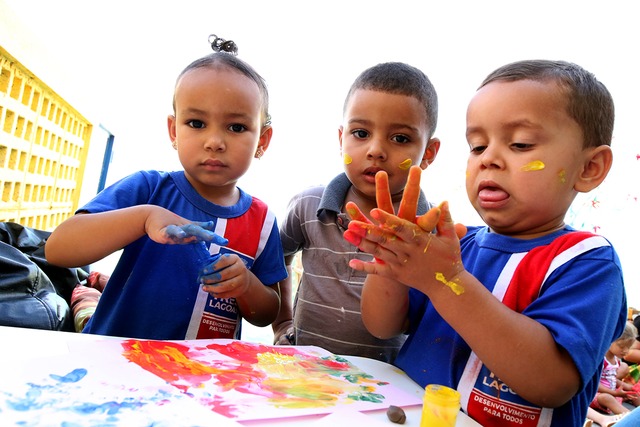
left=255, top=148, right=264, bottom=159
left=172, top=140, right=178, bottom=150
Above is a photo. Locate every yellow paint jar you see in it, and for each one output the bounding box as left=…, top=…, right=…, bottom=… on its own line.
left=420, top=384, right=461, bottom=427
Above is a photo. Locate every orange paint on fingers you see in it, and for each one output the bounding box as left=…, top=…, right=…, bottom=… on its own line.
left=398, top=166, right=421, bottom=221
left=375, top=171, right=394, bottom=214
left=346, top=221, right=370, bottom=236
left=345, top=201, right=369, bottom=222
left=416, top=206, right=440, bottom=231
left=343, top=229, right=362, bottom=246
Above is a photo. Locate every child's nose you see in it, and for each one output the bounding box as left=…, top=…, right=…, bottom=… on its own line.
left=204, top=130, right=226, bottom=151
left=480, top=144, right=504, bottom=169
left=366, top=137, right=387, bottom=160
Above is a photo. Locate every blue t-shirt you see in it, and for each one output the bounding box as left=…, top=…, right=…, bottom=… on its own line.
left=395, top=226, right=627, bottom=427
left=80, top=170, right=287, bottom=340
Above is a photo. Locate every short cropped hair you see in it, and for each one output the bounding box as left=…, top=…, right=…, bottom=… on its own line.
left=344, top=62, right=438, bottom=138
left=173, top=53, right=271, bottom=126
left=480, top=60, right=614, bottom=149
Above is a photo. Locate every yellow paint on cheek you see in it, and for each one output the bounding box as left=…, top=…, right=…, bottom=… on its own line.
left=558, top=169, right=566, bottom=183
left=520, top=160, right=545, bottom=171
left=435, top=272, right=465, bottom=295
left=343, top=153, right=352, bottom=165
left=399, top=158, right=412, bottom=170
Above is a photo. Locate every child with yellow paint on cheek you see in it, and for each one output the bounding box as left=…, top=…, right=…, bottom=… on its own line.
left=271, top=62, right=441, bottom=363
left=343, top=60, right=627, bottom=427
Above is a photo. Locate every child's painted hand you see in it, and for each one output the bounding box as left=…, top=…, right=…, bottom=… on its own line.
left=378, top=165, right=423, bottom=221
left=344, top=166, right=466, bottom=243
left=344, top=166, right=424, bottom=264
left=164, top=222, right=228, bottom=246
left=144, top=206, right=228, bottom=246
left=344, top=165, right=423, bottom=226
left=343, top=166, right=467, bottom=293
left=345, top=202, right=465, bottom=291
left=198, top=253, right=252, bottom=298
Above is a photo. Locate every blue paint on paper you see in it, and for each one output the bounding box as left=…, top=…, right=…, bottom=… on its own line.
left=71, top=399, right=144, bottom=415
left=50, top=368, right=87, bottom=383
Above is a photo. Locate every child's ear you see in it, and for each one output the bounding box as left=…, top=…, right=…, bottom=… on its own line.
left=338, top=126, right=346, bottom=158
left=574, top=145, right=613, bottom=193
left=419, top=138, right=441, bottom=169
left=167, top=115, right=178, bottom=149
left=257, top=125, right=273, bottom=154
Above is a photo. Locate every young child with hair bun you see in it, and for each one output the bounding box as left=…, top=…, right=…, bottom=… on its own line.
left=46, top=34, right=286, bottom=341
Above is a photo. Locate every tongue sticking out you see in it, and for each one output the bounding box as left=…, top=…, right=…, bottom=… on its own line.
left=479, top=188, right=509, bottom=202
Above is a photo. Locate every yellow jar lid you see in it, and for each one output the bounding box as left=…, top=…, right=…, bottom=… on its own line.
left=424, top=384, right=461, bottom=405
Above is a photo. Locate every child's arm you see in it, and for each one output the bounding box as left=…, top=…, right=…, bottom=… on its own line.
left=596, top=382, right=623, bottom=396
left=46, top=205, right=223, bottom=267
left=361, top=275, right=410, bottom=338
left=346, top=202, right=580, bottom=408
left=352, top=168, right=460, bottom=341
left=199, top=254, right=280, bottom=327
left=272, top=255, right=296, bottom=344
left=618, top=379, right=638, bottom=394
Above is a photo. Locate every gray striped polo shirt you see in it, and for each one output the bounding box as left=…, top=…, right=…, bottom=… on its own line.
left=280, top=173, right=430, bottom=363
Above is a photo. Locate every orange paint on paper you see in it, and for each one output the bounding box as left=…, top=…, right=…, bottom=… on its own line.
left=121, top=340, right=223, bottom=393
left=399, top=158, right=412, bottom=170
left=520, top=160, right=545, bottom=171
left=435, top=272, right=464, bottom=295
left=121, top=339, right=390, bottom=416
left=343, top=153, right=352, bottom=165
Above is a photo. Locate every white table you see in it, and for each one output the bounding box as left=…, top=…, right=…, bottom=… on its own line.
left=0, top=326, right=480, bottom=426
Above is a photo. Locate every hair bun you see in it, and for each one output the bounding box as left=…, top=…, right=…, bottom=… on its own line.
left=208, top=34, right=238, bottom=56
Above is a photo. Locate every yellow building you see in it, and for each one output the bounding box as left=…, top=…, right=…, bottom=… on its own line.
left=0, top=1, right=94, bottom=230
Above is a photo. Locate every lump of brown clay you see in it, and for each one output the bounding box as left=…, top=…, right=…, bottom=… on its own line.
left=386, top=405, right=406, bottom=424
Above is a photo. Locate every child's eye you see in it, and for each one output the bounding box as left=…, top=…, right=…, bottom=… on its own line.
left=187, top=120, right=205, bottom=129
left=351, top=129, right=369, bottom=139
left=391, top=134, right=410, bottom=144
left=229, top=123, right=247, bottom=133
left=512, top=142, right=533, bottom=150
left=469, top=145, right=486, bottom=154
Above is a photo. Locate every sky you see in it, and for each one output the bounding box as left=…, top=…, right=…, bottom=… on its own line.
left=2, top=0, right=639, bottom=307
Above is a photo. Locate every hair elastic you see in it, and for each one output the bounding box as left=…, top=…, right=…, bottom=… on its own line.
left=208, top=34, right=238, bottom=56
